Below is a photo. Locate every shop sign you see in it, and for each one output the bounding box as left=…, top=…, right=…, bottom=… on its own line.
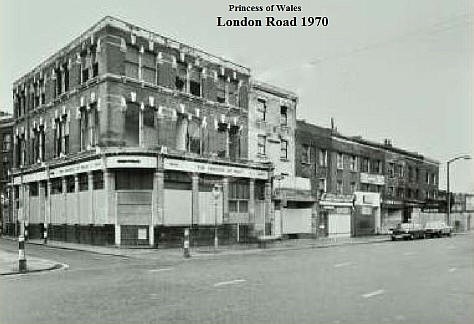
left=360, top=172, right=385, bottom=185
left=49, top=159, right=103, bottom=178
left=107, top=156, right=156, bottom=169
left=320, top=193, right=354, bottom=204
left=164, top=158, right=268, bottom=179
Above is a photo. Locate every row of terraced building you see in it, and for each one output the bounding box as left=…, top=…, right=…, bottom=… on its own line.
left=2, top=16, right=463, bottom=247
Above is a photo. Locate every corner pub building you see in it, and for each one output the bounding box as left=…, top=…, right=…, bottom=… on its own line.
left=10, top=16, right=273, bottom=247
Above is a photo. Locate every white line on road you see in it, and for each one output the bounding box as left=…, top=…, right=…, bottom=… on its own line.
left=149, top=268, right=173, bottom=273
left=334, top=262, right=353, bottom=268
left=214, top=279, right=246, bottom=287
left=362, top=289, right=385, bottom=298
left=403, top=252, right=416, bottom=256
left=448, top=267, right=457, bottom=272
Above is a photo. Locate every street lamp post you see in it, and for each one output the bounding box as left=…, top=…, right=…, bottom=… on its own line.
left=212, top=184, right=221, bottom=250
left=446, top=154, right=471, bottom=227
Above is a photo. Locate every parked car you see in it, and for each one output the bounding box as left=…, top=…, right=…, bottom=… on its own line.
left=424, top=221, right=452, bottom=238
left=391, top=223, right=425, bottom=240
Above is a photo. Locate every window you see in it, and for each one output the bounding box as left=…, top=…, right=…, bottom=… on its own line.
left=280, top=106, right=288, bottom=126
left=257, top=135, right=266, bottom=155
left=360, top=183, right=369, bottom=192
left=388, top=186, right=394, bottom=197
left=3, top=134, right=11, bottom=151
left=318, top=178, right=326, bottom=197
left=349, top=155, right=357, bottom=171
left=189, top=68, right=201, bottom=97
left=125, top=104, right=139, bottom=146
left=125, top=47, right=139, bottom=79
left=280, top=140, right=288, bottom=160
left=229, top=181, right=250, bottom=213
left=319, top=149, right=327, bottom=167
left=425, top=172, right=430, bottom=184
left=337, top=153, right=344, bottom=170
left=415, top=168, right=419, bottom=182
left=66, top=176, right=75, bottom=193
left=350, top=182, right=356, bottom=193
left=301, top=144, right=311, bottom=164
left=336, top=180, right=343, bottom=194
left=50, top=178, right=62, bottom=194
left=372, top=160, right=382, bottom=174
left=256, top=99, right=266, bottom=121
left=397, top=187, right=405, bottom=198
left=254, top=181, right=265, bottom=200
left=143, top=108, right=155, bottom=128
left=78, top=173, right=88, bottom=191
left=141, top=52, right=155, bottom=83
left=431, top=173, right=436, bottom=185
left=29, top=183, right=39, bottom=196
left=361, top=157, right=369, bottom=173
left=175, top=64, right=187, bottom=92
left=93, top=170, right=104, bottom=190
left=190, top=80, right=201, bottom=96
left=229, top=81, right=240, bottom=106
left=387, top=163, right=394, bottom=177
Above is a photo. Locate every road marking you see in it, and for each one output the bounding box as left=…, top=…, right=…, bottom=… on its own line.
left=403, top=252, right=416, bottom=256
left=149, top=268, right=173, bottom=273
left=362, top=289, right=384, bottom=298
left=214, top=279, right=246, bottom=287
left=334, top=262, right=353, bottom=268
left=448, top=267, right=457, bottom=273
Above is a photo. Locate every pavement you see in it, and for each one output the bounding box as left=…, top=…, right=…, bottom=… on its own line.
left=1, top=232, right=472, bottom=324
left=3, top=234, right=391, bottom=261
left=0, top=250, right=66, bottom=275
left=0, top=234, right=389, bottom=275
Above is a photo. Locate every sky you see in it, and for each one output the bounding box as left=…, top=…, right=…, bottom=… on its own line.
left=1, top=0, right=472, bottom=192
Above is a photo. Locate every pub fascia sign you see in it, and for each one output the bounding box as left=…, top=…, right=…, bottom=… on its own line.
left=164, top=158, right=268, bottom=179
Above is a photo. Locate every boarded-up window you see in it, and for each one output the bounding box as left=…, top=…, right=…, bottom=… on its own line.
left=143, top=108, right=155, bottom=128
left=115, top=170, right=153, bottom=190
left=78, top=173, right=88, bottom=191
left=125, top=104, right=139, bottom=146
left=50, top=178, right=63, bottom=194
left=93, top=170, right=104, bottom=190
left=125, top=47, right=139, bottom=79
left=142, top=52, right=155, bottom=83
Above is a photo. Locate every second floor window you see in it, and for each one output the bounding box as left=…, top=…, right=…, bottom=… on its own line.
left=318, top=178, right=326, bottom=197
left=280, top=106, right=288, bottom=126
left=301, top=144, right=310, bottom=164
left=256, top=99, right=266, bottom=121
left=337, top=153, right=344, bottom=170
left=319, top=149, right=327, bottom=167
left=349, top=155, right=357, bottom=171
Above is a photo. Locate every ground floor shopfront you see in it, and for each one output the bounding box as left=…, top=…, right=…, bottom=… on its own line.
left=9, top=150, right=272, bottom=247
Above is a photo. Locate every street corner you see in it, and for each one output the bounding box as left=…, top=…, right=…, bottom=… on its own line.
left=0, top=250, right=68, bottom=276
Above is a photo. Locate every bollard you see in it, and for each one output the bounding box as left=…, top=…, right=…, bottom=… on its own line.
left=18, top=236, right=27, bottom=273
left=183, top=228, right=190, bottom=258
left=43, top=224, right=48, bottom=244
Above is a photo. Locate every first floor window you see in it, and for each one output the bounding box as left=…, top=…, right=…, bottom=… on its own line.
left=302, top=144, right=310, bottom=164
left=257, top=135, right=266, bottom=155
left=336, top=180, right=343, bottom=194
left=280, top=140, right=288, bottom=160
left=318, top=178, right=326, bottom=197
